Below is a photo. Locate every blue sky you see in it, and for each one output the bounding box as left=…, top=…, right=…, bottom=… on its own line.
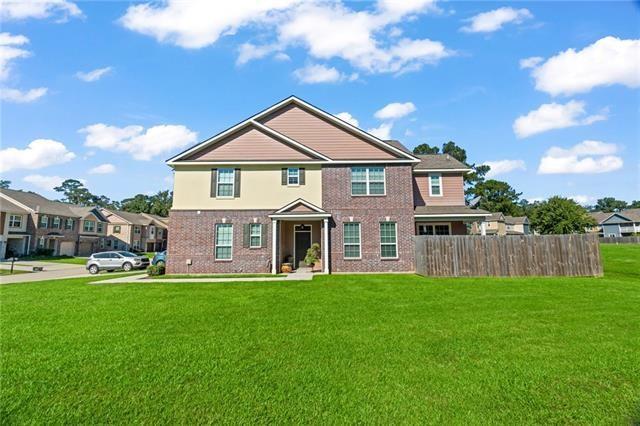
left=1, top=0, right=638, bottom=204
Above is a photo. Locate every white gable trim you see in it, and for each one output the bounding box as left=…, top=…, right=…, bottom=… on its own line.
left=167, top=96, right=419, bottom=164
left=275, top=198, right=327, bottom=214
left=413, top=168, right=472, bottom=173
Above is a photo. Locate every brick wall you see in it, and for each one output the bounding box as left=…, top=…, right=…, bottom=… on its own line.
left=322, top=164, right=416, bottom=273
left=167, top=210, right=273, bottom=274
left=29, top=213, right=78, bottom=253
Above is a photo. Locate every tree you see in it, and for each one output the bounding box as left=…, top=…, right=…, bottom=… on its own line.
left=149, top=190, right=173, bottom=216
left=412, top=143, right=439, bottom=155
left=630, top=200, right=640, bottom=208
left=54, top=179, right=97, bottom=205
left=0, top=180, right=10, bottom=189
left=120, top=194, right=152, bottom=213
left=529, top=196, right=596, bottom=234
left=594, top=197, right=628, bottom=212
left=468, top=179, right=523, bottom=216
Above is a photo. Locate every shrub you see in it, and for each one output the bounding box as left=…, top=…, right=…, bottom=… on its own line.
left=147, top=264, right=166, bottom=276
left=304, top=243, right=322, bottom=266
left=34, top=248, right=54, bottom=256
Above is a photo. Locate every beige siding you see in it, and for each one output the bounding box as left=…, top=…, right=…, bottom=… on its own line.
left=172, top=165, right=322, bottom=210
left=260, top=104, right=399, bottom=160
left=184, top=126, right=315, bottom=161
left=413, top=173, right=465, bottom=206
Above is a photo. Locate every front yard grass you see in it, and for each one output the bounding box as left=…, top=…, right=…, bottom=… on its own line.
left=1, top=244, right=638, bottom=423
left=149, top=273, right=285, bottom=279
left=0, top=269, right=30, bottom=275
left=17, top=255, right=87, bottom=265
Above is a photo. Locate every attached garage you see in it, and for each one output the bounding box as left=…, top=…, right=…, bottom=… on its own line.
left=59, top=241, right=76, bottom=257
left=77, top=241, right=94, bottom=257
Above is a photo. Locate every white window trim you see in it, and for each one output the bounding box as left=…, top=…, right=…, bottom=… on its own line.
left=215, top=223, right=233, bottom=261
left=428, top=173, right=443, bottom=197
left=65, top=218, right=74, bottom=229
left=40, top=215, right=48, bottom=228
left=287, top=167, right=300, bottom=186
left=216, top=168, right=235, bottom=199
left=249, top=223, right=262, bottom=248
left=52, top=216, right=61, bottom=228
left=343, top=222, right=362, bottom=260
left=417, top=222, right=451, bottom=236
left=84, top=220, right=95, bottom=232
left=97, top=222, right=104, bottom=233
left=351, top=166, right=386, bottom=196
left=8, top=214, right=22, bottom=228
left=380, top=222, right=398, bottom=259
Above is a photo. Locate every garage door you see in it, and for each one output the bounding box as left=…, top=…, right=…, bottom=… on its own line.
left=59, top=241, right=75, bottom=257
left=77, top=242, right=93, bottom=257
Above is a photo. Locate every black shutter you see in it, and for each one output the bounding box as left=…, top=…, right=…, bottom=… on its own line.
left=243, top=224, right=250, bottom=248
left=281, top=168, right=287, bottom=185
left=261, top=224, right=267, bottom=248
left=299, top=168, right=305, bottom=185
left=210, top=168, right=217, bottom=197
left=234, top=168, right=241, bottom=197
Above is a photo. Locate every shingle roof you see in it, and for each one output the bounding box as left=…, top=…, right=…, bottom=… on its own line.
left=141, top=213, right=169, bottom=227
left=69, top=206, right=108, bottom=222
left=0, top=188, right=78, bottom=217
left=590, top=209, right=640, bottom=224
left=414, top=154, right=469, bottom=171
left=102, top=209, right=153, bottom=226
left=505, top=215, right=528, bottom=225
left=414, top=205, right=491, bottom=217
left=0, top=196, right=30, bottom=214
left=384, top=139, right=413, bottom=155
left=487, top=212, right=505, bottom=222
left=622, top=208, right=640, bottom=222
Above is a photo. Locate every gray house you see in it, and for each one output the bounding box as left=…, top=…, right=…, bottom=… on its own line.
left=590, top=209, right=640, bottom=237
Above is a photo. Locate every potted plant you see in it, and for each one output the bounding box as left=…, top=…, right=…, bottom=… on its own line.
left=304, top=243, right=322, bottom=271
left=281, top=254, right=293, bottom=273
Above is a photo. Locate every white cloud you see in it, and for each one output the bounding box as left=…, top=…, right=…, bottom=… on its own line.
left=120, top=0, right=298, bottom=49
left=80, top=123, right=198, bottom=161
left=0, top=139, right=76, bottom=173
left=483, top=159, right=526, bottom=178
left=513, top=100, right=607, bottom=138
left=334, top=112, right=359, bottom=127
left=0, top=32, right=30, bottom=80
left=529, top=36, right=640, bottom=96
left=23, top=175, right=66, bottom=191
left=76, top=66, right=112, bottom=82
left=293, top=64, right=346, bottom=84
left=461, top=7, right=532, bottom=33
left=273, top=52, right=290, bottom=61
left=538, top=140, right=623, bottom=174
left=120, top=0, right=451, bottom=75
left=0, top=0, right=81, bottom=21
left=367, top=122, right=393, bottom=139
left=0, top=87, right=47, bottom=103
left=568, top=195, right=596, bottom=206
left=88, top=163, right=116, bottom=174
left=374, top=102, right=416, bottom=120
left=519, top=56, right=542, bottom=69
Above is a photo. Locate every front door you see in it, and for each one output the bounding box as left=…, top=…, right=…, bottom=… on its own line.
left=294, top=225, right=312, bottom=269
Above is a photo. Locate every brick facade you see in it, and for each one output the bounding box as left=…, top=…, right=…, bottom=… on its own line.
left=322, top=164, right=416, bottom=273
left=29, top=213, right=78, bottom=253
left=167, top=210, right=273, bottom=274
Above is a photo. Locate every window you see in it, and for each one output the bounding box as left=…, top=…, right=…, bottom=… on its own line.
left=287, top=167, right=300, bottom=186
left=216, top=168, right=235, bottom=197
left=249, top=223, right=262, bottom=248
left=380, top=222, right=398, bottom=259
left=157, top=229, right=163, bottom=238
left=38, top=236, right=45, bottom=247
left=8, top=215, right=22, bottom=228
left=343, top=222, right=361, bottom=259
left=83, top=220, right=95, bottom=232
left=99, top=239, right=105, bottom=249
left=97, top=222, right=104, bottom=233
left=133, top=240, right=141, bottom=250
left=351, top=166, right=385, bottom=195
left=65, top=218, right=74, bottom=230
left=106, top=239, right=112, bottom=247
left=429, top=173, right=442, bottom=196
left=114, top=225, right=121, bottom=234
left=215, top=224, right=233, bottom=260
left=40, top=215, right=48, bottom=228
left=418, top=224, right=450, bottom=236
left=52, top=217, right=61, bottom=229
left=134, top=226, right=141, bottom=235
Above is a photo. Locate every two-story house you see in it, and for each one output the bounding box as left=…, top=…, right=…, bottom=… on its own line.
left=471, top=213, right=530, bottom=235
left=101, top=209, right=169, bottom=252
left=589, top=209, right=640, bottom=237
left=0, top=196, right=32, bottom=259
left=165, top=96, right=490, bottom=274
left=0, top=188, right=108, bottom=257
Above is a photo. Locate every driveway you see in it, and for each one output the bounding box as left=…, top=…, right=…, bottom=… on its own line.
left=0, top=261, right=89, bottom=284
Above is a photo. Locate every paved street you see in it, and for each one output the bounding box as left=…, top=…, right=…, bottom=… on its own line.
left=0, top=261, right=89, bottom=284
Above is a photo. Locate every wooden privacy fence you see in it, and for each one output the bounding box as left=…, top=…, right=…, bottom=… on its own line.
left=414, top=234, right=602, bottom=277
left=600, top=236, right=640, bottom=244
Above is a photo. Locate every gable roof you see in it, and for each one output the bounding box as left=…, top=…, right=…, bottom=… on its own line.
left=413, top=154, right=471, bottom=172
left=487, top=212, right=505, bottom=222
left=621, top=208, right=640, bottom=222
left=167, top=96, right=419, bottom=164
left=505, top=216, right=528, bottom=225
left=0, top=196, right=30, bottom=214
left=1, top=188, right=83, bottom=217
left=589, top=211, right=636, bottom=224
left=102, top=208, right=153, bottom=226
left=69, top=206, right=108, bottom=222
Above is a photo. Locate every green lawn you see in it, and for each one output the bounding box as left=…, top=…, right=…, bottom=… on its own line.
left=0, top=269, right=30, bottom=275
left=1, top=244, right=639, bottom=423
left=17, top=255, right=87, bottom=265
left=150, top=273, right=285, bottom=279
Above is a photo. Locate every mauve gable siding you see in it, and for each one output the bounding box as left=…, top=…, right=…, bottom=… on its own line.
left=260, top=104, right=399, bottom=160
left=413, top=173, right=465, bottom=206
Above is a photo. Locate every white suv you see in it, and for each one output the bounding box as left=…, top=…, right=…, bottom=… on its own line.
left=86, top=251, right=150, bottom=274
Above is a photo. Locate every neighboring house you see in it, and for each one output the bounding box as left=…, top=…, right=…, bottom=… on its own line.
left=165, top=96, right=490, bottom=274
left=589, top=209, right=640, bottom=237
left=0, top=197, right=31, bottom=259
left=0, top=188, right=108, bottom=257
left=101, top=209, right=168, bottom=252
left=471, top=213, right=530, bottom=236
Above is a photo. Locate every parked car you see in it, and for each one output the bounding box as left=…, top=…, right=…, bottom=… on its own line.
left=151, top=251, right=166, bottom=267
left=86, top=251, right=150, bottom=274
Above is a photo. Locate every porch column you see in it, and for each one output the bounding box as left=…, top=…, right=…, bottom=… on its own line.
left=323, top=218, right=329, bottom=274
left=271, top=219, right=278, bottom=274
left=480, top=221, right=487, bottom=236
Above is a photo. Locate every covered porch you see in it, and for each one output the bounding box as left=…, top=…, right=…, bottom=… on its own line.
left=269, top=199, right=330, bottom=274
left=414, top=206, right=492, bottom=235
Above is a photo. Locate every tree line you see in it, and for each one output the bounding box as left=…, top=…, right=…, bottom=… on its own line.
left=0, top=179, right=172, bottom=217
left=412, top=141, right=639, bottom=234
